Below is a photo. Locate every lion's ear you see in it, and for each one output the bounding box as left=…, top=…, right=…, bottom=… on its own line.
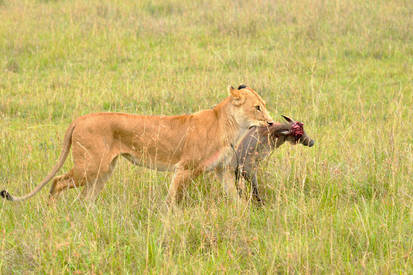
left=228, top=85, right=236, bottom=95
left=229, top=86, right=245, bottom=106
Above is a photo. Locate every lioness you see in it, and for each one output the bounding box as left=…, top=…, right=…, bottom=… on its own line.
left=1, top=85, right=273, bottom=204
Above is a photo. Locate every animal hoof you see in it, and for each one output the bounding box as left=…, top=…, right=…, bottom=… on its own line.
left=255, top=199, right=264, bottom=207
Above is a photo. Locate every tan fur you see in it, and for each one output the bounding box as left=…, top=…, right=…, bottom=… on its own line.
left=2, top=86, right=273, bottom=204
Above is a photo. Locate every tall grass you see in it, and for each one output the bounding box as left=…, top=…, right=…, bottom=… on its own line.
left=1, top=0, right=412, bottom=273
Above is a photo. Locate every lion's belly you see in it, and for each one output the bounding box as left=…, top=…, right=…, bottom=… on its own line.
left=121, top=153, right=175, bottom=172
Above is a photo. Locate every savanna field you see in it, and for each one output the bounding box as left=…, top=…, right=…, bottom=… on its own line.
left=0, top=0, right=412, bottom=273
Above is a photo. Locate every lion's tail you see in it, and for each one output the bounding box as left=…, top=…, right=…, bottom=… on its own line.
left=1, top=123, right=75, bottom=202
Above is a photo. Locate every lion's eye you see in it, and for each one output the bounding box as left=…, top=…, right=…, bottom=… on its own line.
left=255, top=105, right=261, bottom=111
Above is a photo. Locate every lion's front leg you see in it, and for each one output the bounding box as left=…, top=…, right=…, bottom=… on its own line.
left=215, top=168, right=239, bottom=201
left=167, top=165, right=200, bottom=206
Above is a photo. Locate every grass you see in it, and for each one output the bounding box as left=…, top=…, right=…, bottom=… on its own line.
left=0, top=0, right=412, bottom=273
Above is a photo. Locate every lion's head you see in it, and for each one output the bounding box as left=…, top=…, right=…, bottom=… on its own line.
left=228, top=85, right=274, bottom=129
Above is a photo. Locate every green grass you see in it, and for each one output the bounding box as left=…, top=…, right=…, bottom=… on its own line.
left=1, top=0, right=412, bottom=273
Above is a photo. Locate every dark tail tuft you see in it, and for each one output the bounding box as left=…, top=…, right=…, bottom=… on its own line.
left=0, top=190, right=13, bottom=201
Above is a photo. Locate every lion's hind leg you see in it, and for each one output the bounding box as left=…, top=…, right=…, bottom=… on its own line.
left=80, top=155, right=119, bottom=201
left=49, top=170, right=86, bottom=202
